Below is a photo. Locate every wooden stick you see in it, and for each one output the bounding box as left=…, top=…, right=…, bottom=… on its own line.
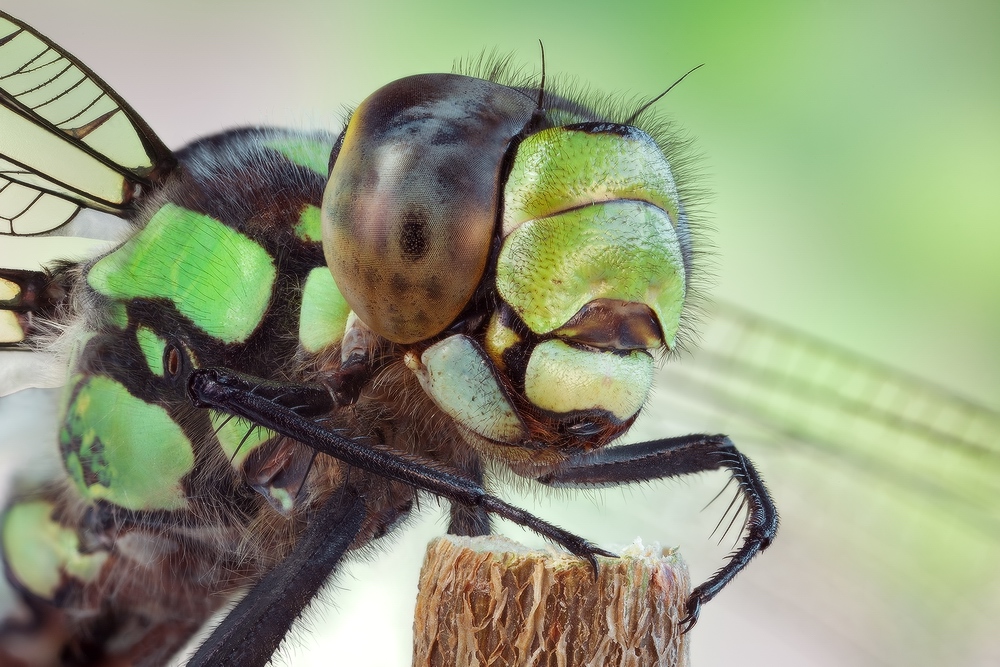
left=413, top=535, right=690, bottom=667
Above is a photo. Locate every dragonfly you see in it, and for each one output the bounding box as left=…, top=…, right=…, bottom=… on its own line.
left=0, top=8, right=778, bottom=666
left=0, top=7, right=997, bottom=667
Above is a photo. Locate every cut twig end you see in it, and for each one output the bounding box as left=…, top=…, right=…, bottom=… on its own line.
left=413, top=534, right=691, bottom=667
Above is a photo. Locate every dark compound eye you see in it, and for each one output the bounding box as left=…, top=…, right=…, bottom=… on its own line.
left=399, top=207, right=430, bottom=261
left=321, top=74, right=537, bottom=344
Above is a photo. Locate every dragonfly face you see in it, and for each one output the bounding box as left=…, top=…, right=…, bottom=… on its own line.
left=0, top=9, right=779, bottom=665
left=324, top=73, right=688, bottom=471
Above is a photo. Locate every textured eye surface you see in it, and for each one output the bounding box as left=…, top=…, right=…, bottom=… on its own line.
left=322, top=74, right=536, bottom=344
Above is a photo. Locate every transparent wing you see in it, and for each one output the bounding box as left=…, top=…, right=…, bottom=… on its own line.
left=0, top=180, right=80, bottom=236
left=0, top=273, right=21, bottom=344
left=0, top=234, right=117, bottom=348
left=640, top=300, right=1000, bottom=665
left=0, top=10, right=167, bottom=348
left=661, top=300, right=1000, bottom=529
left=0, top=11, right=173, bottom=234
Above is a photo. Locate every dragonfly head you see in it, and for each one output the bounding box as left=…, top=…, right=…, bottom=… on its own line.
left=321, top=74, right=691, bottom=469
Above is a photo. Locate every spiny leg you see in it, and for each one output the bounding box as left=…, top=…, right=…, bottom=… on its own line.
left=186, top=488, right=367, bottom=667
left=536, top=433, right=779, bottom=629
left=447, top=456, right=491, bottom=537
left=187, top=368, right=612, bottom=568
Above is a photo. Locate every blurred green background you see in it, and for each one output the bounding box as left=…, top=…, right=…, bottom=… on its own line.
left=11, top=0, right=997, bottom=405
left=3, top=0, right=998, bottom=665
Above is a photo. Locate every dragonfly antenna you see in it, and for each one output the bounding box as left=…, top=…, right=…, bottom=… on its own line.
left=624, top=63, right=704, bottom=125
left=536, top=40, right=546, bottom=111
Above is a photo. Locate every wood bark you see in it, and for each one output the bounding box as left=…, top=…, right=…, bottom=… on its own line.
left=413, top=535, right=690, bottom=667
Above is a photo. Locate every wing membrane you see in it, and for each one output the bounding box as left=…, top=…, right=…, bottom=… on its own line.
left=0, top=12, right=173, bottom=234
left=641, top=301, right=1000, bottom=663
left=0, top=176, right=80, bottom=234
left=658, top=301, right=1000, bottom=530
left=0, top=235, right=117, bottom=345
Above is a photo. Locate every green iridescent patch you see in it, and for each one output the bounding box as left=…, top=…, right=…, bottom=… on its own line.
left=1, top=500, right=108, bottom=600
left=298, top=267, right=351, bottom=353
left=87, top=204, right=276, bottom=343
left=263, top=136, right=331, bottom=175
left=496, top=201, right=686, bottom=345
left=60, top=374, right=195, bottom=510
left=135, top=325, right=166, bottom=377
left=210, top=410, right=277, bottom=468
left=293, top=204, right=322, bottom=243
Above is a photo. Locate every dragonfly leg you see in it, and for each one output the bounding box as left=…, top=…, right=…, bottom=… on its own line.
left=186, top=487, right=368, bottom=667
left=447, top=456, right=491, bottom=537
left=188, top=367, right=613, bottom=568
left=536, top=433, right=779, bottom=630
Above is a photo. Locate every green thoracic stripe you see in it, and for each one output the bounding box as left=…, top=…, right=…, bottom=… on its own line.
left=298, top=267, right=351, bottom=353
left=136, top=325, right=166, bottom=377
left=60, top=374, right=195, bottom=511
left=294, top=204, right=323, bottom=243
left=86, top=204, right=277, bottom=343
left=1, top=499, right=108, bottom=601
left=262, top=136, right=332, bottom=175
left=210, top=410, right=277, bottom=468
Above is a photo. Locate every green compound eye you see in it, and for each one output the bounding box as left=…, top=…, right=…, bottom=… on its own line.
left=497, top=124, right=688, bottom=349
left=497, top=200, right=685, bottom=346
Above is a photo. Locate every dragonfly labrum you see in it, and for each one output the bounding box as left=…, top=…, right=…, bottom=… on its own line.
left=0, top=8, right=997, bottom=667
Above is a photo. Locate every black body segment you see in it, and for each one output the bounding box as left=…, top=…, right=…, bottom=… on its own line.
left=187, top=489, right=368, bottom=667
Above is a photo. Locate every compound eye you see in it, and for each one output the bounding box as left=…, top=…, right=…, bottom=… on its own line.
left=321, top=74, right=535, bottom=344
